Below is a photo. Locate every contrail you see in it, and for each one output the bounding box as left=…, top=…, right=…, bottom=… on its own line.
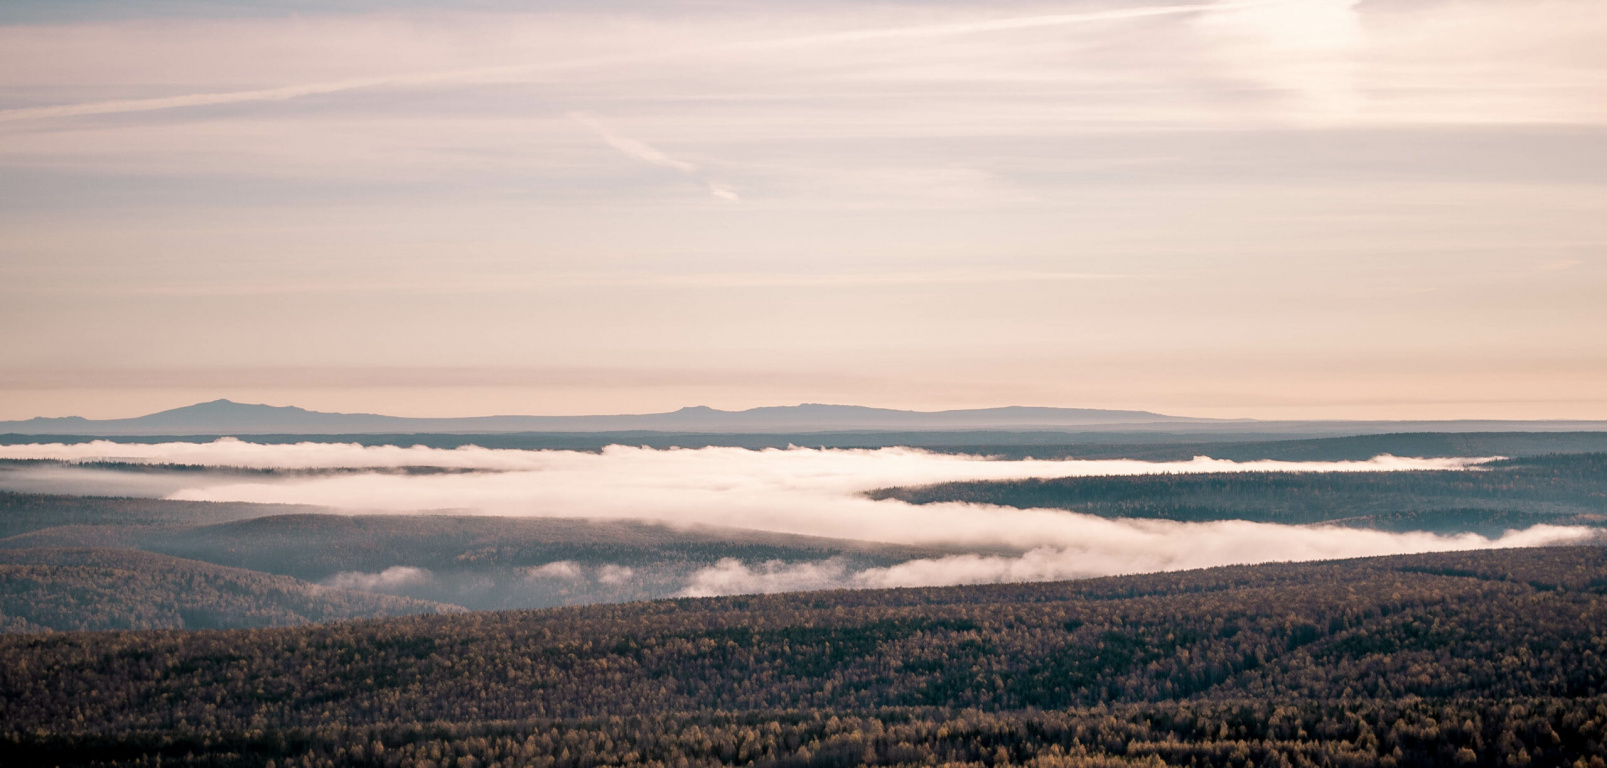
left=0, top=77, right=393, bottom=123
left=763, top=2, right=1254, bottom=47
left=0, top=1, right=1252, bottom=125
left=0, top=65, right=530, bottom=124
left=568, top=111, right=699, bottom=174
left=568, top=110, right=742, bottom=203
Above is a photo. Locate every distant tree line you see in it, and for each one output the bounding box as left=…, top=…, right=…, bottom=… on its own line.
left=869, top=454, right=1607, bottom=533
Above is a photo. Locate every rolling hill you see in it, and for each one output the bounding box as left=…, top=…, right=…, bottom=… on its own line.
left=0, top=547, right=460, bottom=632
left=2, top=545, right=1604, bottom=767
left=0, top=492, right=978, bottom=609
left=870, top=453, right=1607, bottom=535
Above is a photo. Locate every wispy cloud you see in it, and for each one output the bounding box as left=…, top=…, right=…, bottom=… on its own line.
left=325, top=565, right=432, bottom=592
left=524, top=561, right=583, bottom=581
left=680, top=558, right=852, bottom=597
left=2, top=0, right=1600, bottom=135
left=0, top=1, right=1246, bottom=127
left=0, top=64, right=539, bottom=124
left=568, top=111, right=738, bottom=203
left=4, top=0, right=1605, bottom=423
left=679, top=522, right=1590, bottom=596
left=0, top=439, right=1488, bottom=477
left=772, top=1, right=1245, bottom=46
left=0, top=76, right=393, bottom=124
left=705, top=183, right=741, bottom=204
left=568, top=112, right=697, bottom=174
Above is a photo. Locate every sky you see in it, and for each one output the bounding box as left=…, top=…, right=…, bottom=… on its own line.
left=2, top=0, right=1605, bottom=421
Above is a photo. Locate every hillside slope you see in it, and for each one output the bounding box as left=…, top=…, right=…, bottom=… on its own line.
left=3, top=545, right=1605, bottom=767
left=0, top=490, right=306, bottom=538
left=871, top=453, right=1607, bottom=534
left=141, top=513, right=965, bottom=580
left=0, top=548, right=461, bottom=632
left=2, top=502, right=979, bottom=609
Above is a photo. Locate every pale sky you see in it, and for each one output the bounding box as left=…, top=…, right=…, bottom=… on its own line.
left=2, top=0, right=1605, bottom=420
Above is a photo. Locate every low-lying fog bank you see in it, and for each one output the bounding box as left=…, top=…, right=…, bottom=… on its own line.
left=0, top=440, right=1594, bottom=599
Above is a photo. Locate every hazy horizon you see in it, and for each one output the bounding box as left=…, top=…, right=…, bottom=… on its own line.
left=11, top=397, right=1196, bottom=422
left=3, top=0, right=1604, bottom=421
left=9, top=396, right=1607, bottom=426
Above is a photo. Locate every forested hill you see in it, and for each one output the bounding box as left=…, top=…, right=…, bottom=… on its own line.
left=0, top=548, right=462, bottom=632
left=870, top=453, right=1607, bottom=534
left=0, top=490, right=313, bottom=538
left=4, top=545, right=1607, bottom=767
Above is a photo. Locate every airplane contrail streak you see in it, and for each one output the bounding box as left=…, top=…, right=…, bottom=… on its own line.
left=0, top=1, right=1254, bottom=125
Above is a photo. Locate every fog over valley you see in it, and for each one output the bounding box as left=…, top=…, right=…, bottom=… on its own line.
left=3, top=439, right=1597, bottom=607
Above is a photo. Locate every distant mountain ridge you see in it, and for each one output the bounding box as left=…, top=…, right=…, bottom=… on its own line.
left=6, top=400, right=1606, bottom=437
left=0, top=399, right=1222, bottom=436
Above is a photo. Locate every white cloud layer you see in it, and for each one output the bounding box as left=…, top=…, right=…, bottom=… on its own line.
left=3, top=439, right=1593, bottom=595
left=0, top=438, right=1486, bottom=475
left=681, top=520, right=1591, bottom=595
left=680, top=558, right=854, bottom=598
